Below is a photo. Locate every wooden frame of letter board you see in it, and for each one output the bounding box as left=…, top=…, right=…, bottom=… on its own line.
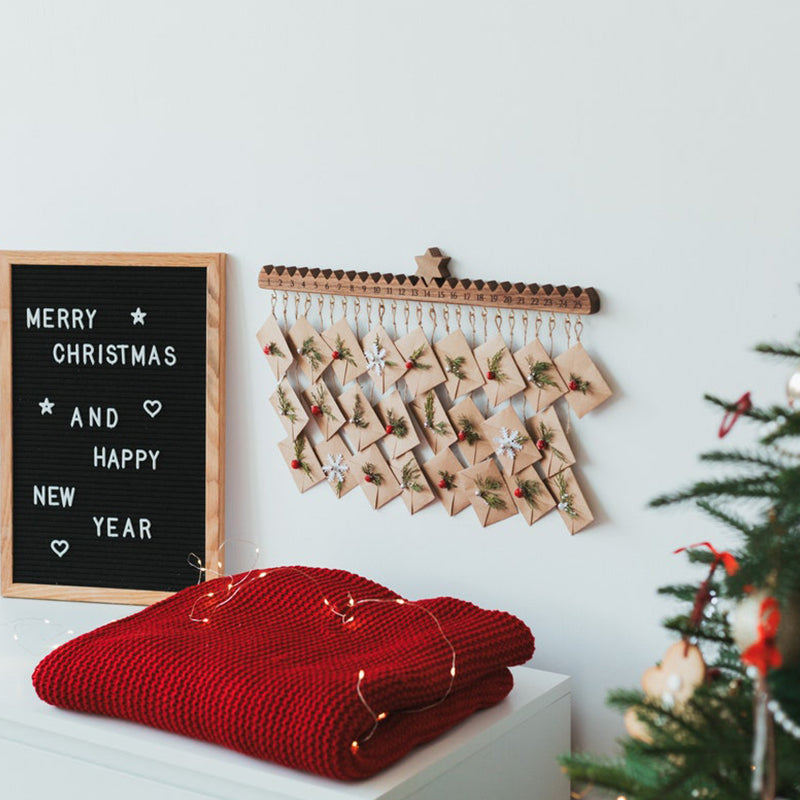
left=0, top=251, right=225, bottom=604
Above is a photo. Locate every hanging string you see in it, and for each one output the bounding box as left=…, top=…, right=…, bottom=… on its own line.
left=442, top=304, right=451, bottom=334
left=547, top=313, right=556, bottom=357
left=416, top=302, right=423, bottom=330
left=468, top=308, right=476, bottom=348
left=494, top=311, right=503, bottom=336
left=481, top=308, right=488, bottom=342
left=574, top=317, right=583, bottom=344
left=429, top=305, right=437, bottom=340
left=564, top=314, right=572, bottom=350
left=293, top=293, right=300, bottom=322
left=329, top=296, right=335, bottom=327
left=365, top=298, right=373, bottom=331
left=535, top=312, right=543, bottom=341
left=454, top=304, right=462, bottom=333
left=378, top=301, right=386, bottom=329
left=403, top=301, right=410, bottom=334
left=391, top=301, right=398, bottom=337
left=282, top=292, right=289, bottom=330
left=317, top=294, right=324, bottom=325
left=270, top=290, right=278, bottom=319
left=508, top=311, right=516, bottom=351
left=353, top=297, right=360, bottom=339
left=522, top=311, right=529, bottom=345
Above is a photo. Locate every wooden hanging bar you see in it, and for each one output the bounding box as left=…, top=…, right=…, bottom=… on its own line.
left=258, top=248, right=600, bottom=315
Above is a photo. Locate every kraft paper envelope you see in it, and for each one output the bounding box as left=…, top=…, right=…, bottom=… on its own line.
left=527, top=406, right=575, bottom=478
left=461, top=459, right=518, bottom=528
left=376, top=390, right=419, bottom=459
left=394, top=327, right=446, bottom=398
left=411, top=390, right=457, bottom=454
left=421, top=449, right=471, bottom=517
left=503, top=464, right=556, bottom=526
left=315, top=434, right=358, bottom=499
left=361, top=325, right=406, bottom=394
left=278, top=434, right=324, bottom=493
left=287, top=317, right=333, bottom=382
left=390, top=454, right=436, bottom=515
left=513, top=338, right=567, bottom=414
left=256, top=314, right=293, bottom=382
left=433, top=329, right=485, bottom=403
left=321, top=318, right=368, bottom=385
left=482, top=405, right=540, bottom=475
left=546, top=466, right=594, bottom=534
left=302, top=380, right=345, bottom=441
left=338, top=384, right=385, bottom=452
left=553, top=342, right=612, bottom=419
left=447, top=396, right=494, bottom=466
left=351, top=444, right=402, bottom=509
left=473, top=335, right=525, bottom=407
left=269, top=379, right=309, bottom=439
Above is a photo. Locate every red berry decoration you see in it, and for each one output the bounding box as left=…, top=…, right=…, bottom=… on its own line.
left=290, top=459, right=301, bottom=470
left=263, top=345, right=271, bottom=355
left=457, top=430, right=467, bottom=442
left=331, top=350, right=340, bottom=360
left=385, top=424, right=394, bottom=435
left=438, top=478, right=447, bottom=489
left=514, top=487, right=524, bottom=498
left=405, top=360, right=414, bottom=370
left=486, top=370, right=496, bottom=381
left=568, top=379, right=578, bottom=391
left=536, top=438, right=546, bottom=451
left=364, top=474, right=373, bottom=483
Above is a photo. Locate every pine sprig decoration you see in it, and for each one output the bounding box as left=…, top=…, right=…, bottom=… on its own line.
left=514, top=478, right=541, bottom=509
left=400, top=459, right=424, bottom=492
left=300, top=336, right=324, bottom=371
left=386, top=408, right=409, bottom=438
left=292, top=435, right=312, bottom=477
left=568, top=372, right=590, bottom=394
left=423, top=392, right=450, bottom=437
left=276, top=384, right=298, bottom=423
left=438, top=470, right=457, bottom=490
left=553, top=472, right=578, bottom=518
left=444, top=354, right=467, bottom=380
left=333, top=334, right=357, bottom=367
left=349, top=393, right=368, bottom=429
left=361, top=462, right=383, bottom=486
left=474, top=476, right=507, bottom=510
left=457, top=415, right=482, bottom=445
left=406, top=344, right=432, bottom=370
left=526, top=357, right=557, bottom=389
left=486, top=348, right=508, bottom=382
left=310, top=383, right=336, bottom=420
left=263, top=340, right=286, bottom=359
left=535, top=421, right=566, bottom=463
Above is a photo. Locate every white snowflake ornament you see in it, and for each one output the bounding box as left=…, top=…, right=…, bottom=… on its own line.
left=494, top=426, right=526, bottom=460
left=364, top=341, right=388, bottom=376
left=321, top=453, right=349, bottom=485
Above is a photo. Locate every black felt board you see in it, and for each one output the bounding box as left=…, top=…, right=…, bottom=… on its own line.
left=8, top=264, right=208, bottom=594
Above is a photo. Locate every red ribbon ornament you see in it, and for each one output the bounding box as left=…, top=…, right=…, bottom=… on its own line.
left=741, top=597, right=783, bottom=676
left=718, top=392, right=752, bottom=438
left=675, top=542, right=739, bottom=627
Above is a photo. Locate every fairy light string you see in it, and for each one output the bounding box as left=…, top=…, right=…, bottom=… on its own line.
left=186, top=553, right=458, bottom=757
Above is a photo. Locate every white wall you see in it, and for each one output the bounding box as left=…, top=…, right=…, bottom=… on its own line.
left=2, top=0, right=800, bottom=756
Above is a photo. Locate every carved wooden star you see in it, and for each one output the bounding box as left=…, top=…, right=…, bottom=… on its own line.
left=414, top=247, right=451, bottom=284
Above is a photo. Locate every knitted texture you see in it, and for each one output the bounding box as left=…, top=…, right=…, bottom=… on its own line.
left=32, top=566, right=534, bottom=780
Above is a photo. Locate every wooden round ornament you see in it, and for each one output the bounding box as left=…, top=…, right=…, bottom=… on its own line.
left=624, top=641, right=706, bottom=742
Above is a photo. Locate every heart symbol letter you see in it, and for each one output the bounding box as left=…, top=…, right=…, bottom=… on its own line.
left=143, top=399, right=162, bottom=418
left=50, top=539, right=70, bottom=558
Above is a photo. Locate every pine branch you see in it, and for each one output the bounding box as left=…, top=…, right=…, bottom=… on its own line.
left=474, top=476, right=506, bottom=509
left=569, top=372, right=590, bottom=394
left=514, top=478, right=541, bottom=509
left=400, top=459, right=424, bottom=492
left=533, top=420, right=566, bottom=463
left=349, top=393, right=368, bottom=429
left=263, top=340, right=286, bottom=359
left=423, top=392, right=450, bottom=436
left=310, top=383, right=336, bottom=421
left=293, top=435, right=312, bottom=477
left=755, top=341, right=800, bottom=359
left=526, top=357, right=557, bottom=389
left=486, top=348, right=508, bottom=383
left=300, top=336, right=323, bottom=371
left=444, top=354, right=467, bottom=380
left=333, top=334, right=357, bottom=367
left=361, top=462, right=383, bottom=486
left=699, top=449, right=791, bottom=471
left=386, top=408, right=409, bottom=438
left=437, top=470, right=457, bottom=490
left=276, top=384, right=298, bottom=423
left=406, top=343, right=432, bottom=370
left=456, top=415, right=482, bottom=445
left=553, top=471, right=578, bottom=518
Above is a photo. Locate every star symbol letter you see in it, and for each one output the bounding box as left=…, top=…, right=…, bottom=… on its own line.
left=131, top=307, right=147, bottom=325
left=39, top=397, right=54, bottom=415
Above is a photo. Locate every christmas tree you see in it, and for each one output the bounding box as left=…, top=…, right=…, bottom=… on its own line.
left=561, top=338, right=800, bottom=800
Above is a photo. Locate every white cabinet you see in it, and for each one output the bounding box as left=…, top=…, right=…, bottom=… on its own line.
left=0, top=598, right=570, bottom=800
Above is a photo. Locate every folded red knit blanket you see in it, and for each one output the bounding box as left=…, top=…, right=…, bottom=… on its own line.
left=33, top=566, right=534, bottom=780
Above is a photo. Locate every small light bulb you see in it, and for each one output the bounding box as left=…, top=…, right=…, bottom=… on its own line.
left=396, top=598, right=405, bottom=605
left=358, top=669, right=365, bottom=680
left=202, top=618, right=209, bottom=624
left=377, top=712, right=387, bottom=721
left=450, top=666, right=456, bottom=677
left=323, top=598, right=330, bottom=607
left=259, top=572, right=267, bottom=578
left=350, top=741, right=359, bottom=754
